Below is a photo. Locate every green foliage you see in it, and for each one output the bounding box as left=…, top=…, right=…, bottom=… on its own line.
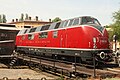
left=108, top=9, right=120, bottom=41
left=108, top=31, right=113, bottom=41
left=0, top=14, right=7, bottom=23
left=52, top=17, right=61, bottom=22
left=105, top=25, right=110, bottom=28
left=0, top=15, right=2, bottom=23
left=3, top=14, right=7, bottom=23
left=113, top=9, right=120, bottom=23
left=25, top=14, right=29, bottom=20
left=19, top=13, right=24, bottom=21
left=111, top=24, right=120, bottom=41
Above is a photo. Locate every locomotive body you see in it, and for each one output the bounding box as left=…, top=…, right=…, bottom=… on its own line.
left=16, top=16, right=113, bottom=64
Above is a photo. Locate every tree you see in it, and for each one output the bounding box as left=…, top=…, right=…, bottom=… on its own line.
left=109, top=9, right=120, bottom=41
left=25, top=13, right=29, bottom=20
left=0, top=15, right=2, bottom=23
left=3, top=14, right=7, bottom=23
left=113, top=9, right=120, bottom=24
left=52, top=17, right=61, bottom=22
left=19, top=13, right=24, bottom=21
left=0, top=14, right=7, bottom=23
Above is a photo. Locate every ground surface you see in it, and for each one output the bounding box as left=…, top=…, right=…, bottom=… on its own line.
left=0, top=69, right=59, bottom=79
left=0, top=62, right=58, bottom=80
left=0, top=60, right=120, bottom=80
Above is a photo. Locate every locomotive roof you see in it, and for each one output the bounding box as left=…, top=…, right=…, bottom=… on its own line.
left=18, top=16, right=101, bottom=35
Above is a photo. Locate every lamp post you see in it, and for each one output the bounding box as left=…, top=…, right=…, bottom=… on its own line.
left=93, top=37, right=97, bottom=78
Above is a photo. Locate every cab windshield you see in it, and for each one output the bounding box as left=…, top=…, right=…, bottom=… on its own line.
left=81, top=17, right=104, bottom=33
left=81, top=17, right=101, bottom=25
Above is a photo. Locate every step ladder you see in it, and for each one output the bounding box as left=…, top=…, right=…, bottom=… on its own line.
left=9, top=57, right=18, bottom=67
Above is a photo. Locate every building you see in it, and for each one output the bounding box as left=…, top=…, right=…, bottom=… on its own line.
left=9, top=17, right=52, bottom=30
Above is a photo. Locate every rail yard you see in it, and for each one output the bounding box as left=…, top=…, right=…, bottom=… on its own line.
left=0, top=17, right=120, bottom=80
left=0, top=52, right=119, bottom=80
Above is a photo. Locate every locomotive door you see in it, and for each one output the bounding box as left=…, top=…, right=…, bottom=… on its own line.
left=60, top=29, right=66, bottom=48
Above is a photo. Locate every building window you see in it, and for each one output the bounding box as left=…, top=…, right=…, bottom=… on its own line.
left=28, top=34, right=34, bottom=40
left=39, top=32, right=48, bottom=38
left=53, top=31, right=58, bottom=38
left=24, top=26, right=31, bottom=28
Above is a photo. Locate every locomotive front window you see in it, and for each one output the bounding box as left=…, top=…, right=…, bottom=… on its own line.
left=28, top=34, right=34, bottom=40
left=93, top=19, right=101, bottom=25
left=81, top=17, right=101, bottom=25
left=81, top=17, right=103, bottom=32
left=39, top=32, right=48, bottom=38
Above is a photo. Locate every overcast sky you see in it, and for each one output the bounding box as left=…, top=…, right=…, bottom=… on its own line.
left=0, top=0, right=120, bottom=25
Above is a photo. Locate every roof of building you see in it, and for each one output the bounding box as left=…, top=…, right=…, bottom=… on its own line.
left=0, top=23, right=15, bottom=27
left=0, top=23, right=18, bottom=30
left=9, top=20, right=52, bottom=24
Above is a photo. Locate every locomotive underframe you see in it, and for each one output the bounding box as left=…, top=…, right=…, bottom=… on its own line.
left=16, top=46, right=113, bottom=65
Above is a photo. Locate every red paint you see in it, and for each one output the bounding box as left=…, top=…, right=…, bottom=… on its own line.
left=16, top=25, right=109, bottom=50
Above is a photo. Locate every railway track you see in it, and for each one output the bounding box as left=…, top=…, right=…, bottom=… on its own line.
left=9, top=52, right=120, bottom=79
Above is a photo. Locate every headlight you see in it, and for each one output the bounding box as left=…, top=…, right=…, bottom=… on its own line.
left=100, top=52, right=106, bottom=59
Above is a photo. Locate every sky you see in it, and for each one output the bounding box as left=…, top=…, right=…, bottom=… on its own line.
left=0, top=0, right=120, bottom=26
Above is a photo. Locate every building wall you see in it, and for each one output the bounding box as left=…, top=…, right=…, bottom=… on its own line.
left=10, top=21, right=51, bottom=30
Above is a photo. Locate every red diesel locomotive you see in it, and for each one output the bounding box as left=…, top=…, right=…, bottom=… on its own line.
left=15, top=16, right=113, bottom=64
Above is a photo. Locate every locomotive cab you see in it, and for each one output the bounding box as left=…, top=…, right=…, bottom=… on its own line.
left=79, top=17, right=113, bottom=63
